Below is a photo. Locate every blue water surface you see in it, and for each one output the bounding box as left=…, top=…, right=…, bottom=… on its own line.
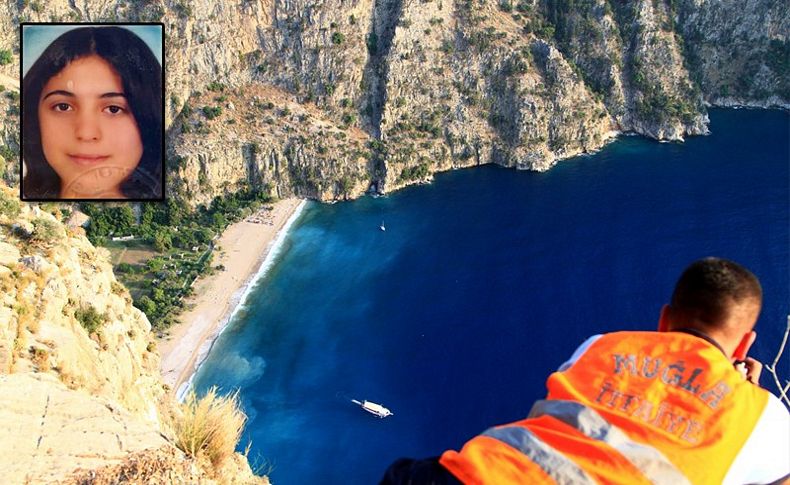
left=194, top=109, right=789, bottom=484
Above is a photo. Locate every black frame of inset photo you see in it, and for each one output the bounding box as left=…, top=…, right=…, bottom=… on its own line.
left=19, top=22, right=166, bottom=202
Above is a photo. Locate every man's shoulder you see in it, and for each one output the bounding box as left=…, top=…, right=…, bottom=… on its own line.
left=558, top=330, right=726, bottom=371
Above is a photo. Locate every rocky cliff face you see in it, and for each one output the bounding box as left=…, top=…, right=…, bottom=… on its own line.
left=2, top=0, right=786, bottom=202
left=0, top=184, right=264, bottom=484
left=0, top=193, right=163, bottom=421
left=0, top=5, right=20, bottom=189
left=676, top=0, right=789, bottom=108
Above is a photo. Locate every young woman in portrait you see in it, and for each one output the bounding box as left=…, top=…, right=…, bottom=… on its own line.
left=22, top=26, right=163, bottom=200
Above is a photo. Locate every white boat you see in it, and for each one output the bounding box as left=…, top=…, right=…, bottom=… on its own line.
left=352, top=399, right=393, bottom=418
left=380, top=221, right=386, bottom=231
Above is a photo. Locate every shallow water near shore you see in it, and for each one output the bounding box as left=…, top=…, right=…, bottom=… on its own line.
left=193, top=109, right=789, bottom=484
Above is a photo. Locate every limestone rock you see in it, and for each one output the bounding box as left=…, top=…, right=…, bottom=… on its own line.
left=5, top=0, right=782, bottom=200
left=0, top=373, right=168, bottom=485
left=0, top=241, right=19, bottom=266
left=0, top=183, right=266, bottom=482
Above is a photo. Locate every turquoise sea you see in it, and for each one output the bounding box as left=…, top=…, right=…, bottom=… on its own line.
left=193, top=109, right=789, bottom=484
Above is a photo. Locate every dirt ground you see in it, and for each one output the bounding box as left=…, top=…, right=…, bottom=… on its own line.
left=106, top=241, right=158, bottom=266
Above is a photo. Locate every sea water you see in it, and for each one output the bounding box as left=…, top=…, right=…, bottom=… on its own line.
left=193, top=109, right=789, bottom=484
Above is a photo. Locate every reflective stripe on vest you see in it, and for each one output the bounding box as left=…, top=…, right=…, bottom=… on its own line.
left=528, top=399, right=691, bottom=485
left=482, top=425, right=595, bottom=484
left=545, top=331, right=770, bottom=484
left=440, top=332, right=772, bottom=484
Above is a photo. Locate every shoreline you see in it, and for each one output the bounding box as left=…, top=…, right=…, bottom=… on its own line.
left=158, top=198, right=307, bottom=399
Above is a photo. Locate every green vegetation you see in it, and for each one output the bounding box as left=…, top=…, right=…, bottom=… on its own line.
left=0, top=145, right=17, bottom=162
left=630, top=59, right=697, bottom=124
left=30, top=218, right=61, bottom=246
left=502, top=52, right=529, bottom=76
left=202, top=106, right=222, bottom=120
left=83, top=187, right=273, bottom=331
left=0, top=50, right=12, bottom=65
left=206, top=81, right=226, bottom=92
left=398, top=163, right=430, bottom=183
left=341, top=113, right=356, bottom=126
left=75, top=305, right=107, bottom=334
left=467, top=27, right=506, bottom=52
left=766, top=39, right=789, bottom=79
left=338, top=175, right=354, bottom=197
left=635, top=86, right=696, bottom=124
left=368, top=139, right=388, bottom=158
left=173, top=388, right=247, bottom=467
left=0, top=190, right=21, bottom=218
left=81, top=205, right=135, bottom=245
left=331, top=32, right=345, bottom=45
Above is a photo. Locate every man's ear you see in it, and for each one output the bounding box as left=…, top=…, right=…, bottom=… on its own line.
left=658, top=304, right=671, bottom=333
left=732, top=331, right=757, bottom=361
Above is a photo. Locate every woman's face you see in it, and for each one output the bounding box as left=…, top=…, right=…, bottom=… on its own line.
left=38, top=54, right=143, bottom=198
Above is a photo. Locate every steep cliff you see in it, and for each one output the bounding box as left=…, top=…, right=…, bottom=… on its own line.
left=2, top=0, right=785, bottom=203
left=675, top=0, right=789, bottom=108
left=0, top=184, right=264, bottom=484
left=0, top=15, right=19, bottom=188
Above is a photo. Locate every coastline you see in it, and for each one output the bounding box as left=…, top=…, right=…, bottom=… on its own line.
left=158, top=198, right=306, bottom=399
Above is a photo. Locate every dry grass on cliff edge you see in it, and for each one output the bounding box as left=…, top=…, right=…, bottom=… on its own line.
left=173, top=387, right=247, bottom=468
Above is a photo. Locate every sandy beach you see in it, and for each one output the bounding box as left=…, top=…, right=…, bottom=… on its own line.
left=158, top=198, right=305, bottom=397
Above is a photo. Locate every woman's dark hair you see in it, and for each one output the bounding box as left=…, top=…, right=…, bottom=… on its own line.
left=22, top=26, right=162, bottom=199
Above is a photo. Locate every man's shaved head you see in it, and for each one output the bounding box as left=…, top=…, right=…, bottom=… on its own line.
left=669, top=257, right=762, bottom=333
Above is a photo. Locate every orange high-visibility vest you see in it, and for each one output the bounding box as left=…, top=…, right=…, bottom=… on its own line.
left=440, top=331, right=774, bottom=484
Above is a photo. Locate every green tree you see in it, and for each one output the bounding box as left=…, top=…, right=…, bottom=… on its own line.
left=147, top=258, right=164, bottom=272
left=167, top=199, right=188, bottom=226
left=152, top=287, right=166, bottom=303
left=114, top=206, right=135, bottom=234
left=211, top=212, right=227, bottom=231
left=152, top=229, right=173, bottom=251
left=339, top=175, right=353, bottom=197
left=140, top=203, right=156, bottom=227
left=191, top=227, right=213, bottom=245
left=136, top=295, right=157, bottom=316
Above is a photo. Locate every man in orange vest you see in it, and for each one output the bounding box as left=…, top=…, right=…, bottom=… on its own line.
left=381, top=257, right=790, bottom=484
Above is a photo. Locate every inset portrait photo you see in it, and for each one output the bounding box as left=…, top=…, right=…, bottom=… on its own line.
left=21, top=23, right=164, bottom=201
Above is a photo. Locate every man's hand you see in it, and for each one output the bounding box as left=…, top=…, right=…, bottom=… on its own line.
left=735, top=357, right=763, bottom=385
